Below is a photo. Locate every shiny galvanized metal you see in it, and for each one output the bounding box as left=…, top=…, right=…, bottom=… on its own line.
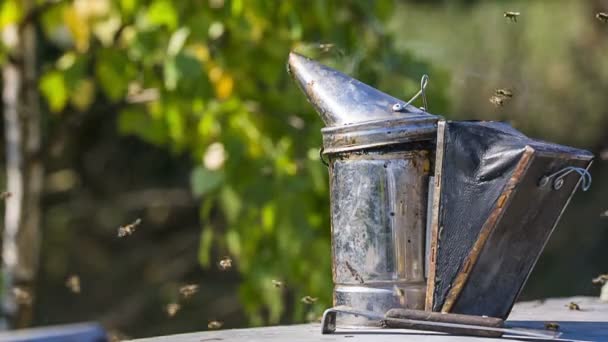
left=287, top=53, right=428, bottom=127
left=288, top=52, right=440, bottom=326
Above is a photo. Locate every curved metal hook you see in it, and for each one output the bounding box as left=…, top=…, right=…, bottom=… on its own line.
left=538, top=166, right=592, bottom=192
left=392, top=74, right=430, bottom=113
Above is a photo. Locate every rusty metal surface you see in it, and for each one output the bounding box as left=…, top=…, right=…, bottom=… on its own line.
left=424, top=120, right=446, bottom=311
left=320, top=116, right=439, bottom=154
left=287, top=52, right=440, bottom=326
left=329, top=150, right=430, bottom=325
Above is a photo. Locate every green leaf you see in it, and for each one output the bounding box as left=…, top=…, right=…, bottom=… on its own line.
left=190, top=165, right=224, bottom=197
left=95, top=49, right=134, bottom=100
left=220, top=186, right=241, bottom=224
left=118, top=108, right=168, bottom=145
left=225, top=229, right=241, bottom=258
left=0, top=0, right=22, bottom=28
left=198, top=227, right=214, bottom=267
left=261, top=203, right=276, bottom=233
left=120, top=0, right=138, bottom=16
left=167, top=27, right=190, bottom=56
left=163, top=58, right=178, bottom=91
left=70, top=79, right=96, bottom=111
left=163, top=53, right=202, bottom=91
left=146, top=0, right=178, bottom=29
left=39, top=70, right=68, bottom=113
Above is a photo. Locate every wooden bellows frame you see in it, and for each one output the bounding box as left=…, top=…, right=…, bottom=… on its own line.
left=425, top=120, right=593, bottom=318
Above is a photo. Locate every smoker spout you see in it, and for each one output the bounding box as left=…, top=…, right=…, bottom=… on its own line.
left=287, top=52, right=427, bottom=127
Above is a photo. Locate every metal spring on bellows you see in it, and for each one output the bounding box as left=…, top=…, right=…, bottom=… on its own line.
left=538, top=166, right=592, bottom=191
left=392, top=74, right=429, bottom=113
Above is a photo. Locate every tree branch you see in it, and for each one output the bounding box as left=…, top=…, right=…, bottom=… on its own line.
left=18, top=0, right=67, bottom=32
left=1, top=0, right=44, bottom=328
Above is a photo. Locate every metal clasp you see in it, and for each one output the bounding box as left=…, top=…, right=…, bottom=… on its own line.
left=392, top=74, right=429, bottom=112
left=538, top=166, right=592, bottom=191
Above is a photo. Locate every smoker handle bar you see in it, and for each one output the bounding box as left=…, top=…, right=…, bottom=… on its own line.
left=321, top=307, right=561, bottom=339
left=385, top=308, right=503, bottom=338
left=321, top=307, right=502, bottom=337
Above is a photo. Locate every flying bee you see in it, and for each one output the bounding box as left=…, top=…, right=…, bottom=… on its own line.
left=544, top=322, right=560, bottom=331
left=308, top=42, right=345, bottom=57
left=107, top=330, right=130, bottom=342
left=495, top=89, right=513, bottom=98
left=301, top=296, right=318, bottom=304
left=166, top=303, right=180, bottom=317
left=489, top=95, right=510, bottom=107
left=592, top=274, right=608, bottom=285
left=600, top=210, right=608, bottom=218
left=207, top=320, right=223, bottom=330
left=504, top=12, right=520, bottom=22
left=566, top=302, right=580, bottom=311
left=65, top=275, right=81, bottom=294
left=0, top=191, right=11, bottom=200
left=12, top=287, right=32, bottom=306
left=489, top=95, right=507, bottom=107
left=272, top=279, right=285, bottom=288
left=597, top=12, right=608, bottom=23
left=218, top=256, right=232, bottom=271
left=318, top=43, right=335, bottom=53
left=117, top=218, right=142, bottom=238
left=179, top=284, right=199, bottom=299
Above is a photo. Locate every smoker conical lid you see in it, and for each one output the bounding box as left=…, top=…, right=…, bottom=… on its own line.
left=288, top=52, right=436, bottom=127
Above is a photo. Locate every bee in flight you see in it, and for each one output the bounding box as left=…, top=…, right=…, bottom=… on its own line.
left=504, top=11, right=520, bottom=22
left=592, top=274, right=608, bottom=285
left=544, top=322, right=560, bottom=331
left=179, top=284, right=199, bottom=299
left=208, top=320, right=223, bottom=330
left=495, top=89, right=513, bottom=98
left=318, top=43, right=335, bottom=53
left=117, top=218, right=142, bottom=237
left=65, top=275, right=81, bottom=294
left=272, top=279, right=285, bottom=288
left=166, top=303, right=180, bottom=317
left=566, top=302, right=580, bottom=311
left=301, top=296, right=318, bottom=304
left=489, top=95, right=506, bottom=107
left=597, top=12, right=608, bottom=23
left=218, top=256, right=232, bottom=271
left=12, top=287, right=32, bottom=306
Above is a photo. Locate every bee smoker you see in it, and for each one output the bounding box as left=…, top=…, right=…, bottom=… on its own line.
left=288, top=52, right=593, bottom=330
left=288, top=52, right=440, bottom=325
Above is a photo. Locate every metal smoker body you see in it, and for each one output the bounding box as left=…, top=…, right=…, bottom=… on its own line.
left=288, top=52, right=593, bottom=329
left=288, top=53, right=439, bottom=324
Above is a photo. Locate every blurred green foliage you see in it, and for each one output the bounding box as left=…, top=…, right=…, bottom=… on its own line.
left=0, top=0, right=445, bottom=325
left=2, top=1, right=605, bottom=336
